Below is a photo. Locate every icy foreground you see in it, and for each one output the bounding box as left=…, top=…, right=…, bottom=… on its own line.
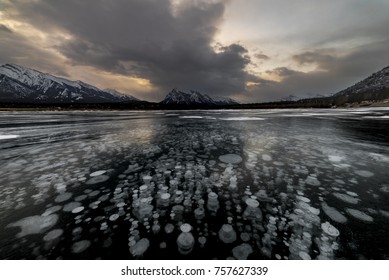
left=0, top=108, right=388, bottom=260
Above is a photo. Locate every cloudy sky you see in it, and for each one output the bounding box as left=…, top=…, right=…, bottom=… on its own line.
left=1, top=0, right=389, bottom=102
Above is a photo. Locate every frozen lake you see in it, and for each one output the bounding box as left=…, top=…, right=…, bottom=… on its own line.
left=0, top=108, right=388, bottom=260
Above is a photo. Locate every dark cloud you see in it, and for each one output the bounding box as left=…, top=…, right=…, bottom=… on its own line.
left=3, top=0, right=254, bottom=100
left=0, top=25, right=69, bottom=77
left=2, top=0, right=389, bottom=102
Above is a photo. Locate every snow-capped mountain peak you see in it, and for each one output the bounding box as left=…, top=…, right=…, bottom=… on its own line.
left=212, top=96, right=240, bottom=105
left=0, top=63, right=141, bottom=103
left=104, top=88, right=139, bottom=101
left=160, top=88, right=239, bottom=106
left=0, top=64, right=79, bottom=89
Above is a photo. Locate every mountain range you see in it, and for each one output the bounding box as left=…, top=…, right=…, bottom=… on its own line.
left=0, top=63, right=238, bottom=107
left=0, top=64, right=139, bottom=103
left=0, top=63, right=388, bottom=108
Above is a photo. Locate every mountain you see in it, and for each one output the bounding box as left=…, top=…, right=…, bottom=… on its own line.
left=103, top=88, right=139, bottom=101
left=212, top=96, right=240, bottom=106
left=332, top=66, right=389, bottom=105
left=0, top=64, right=140, bottom=103
left=160, top=88, right=239, bottom=106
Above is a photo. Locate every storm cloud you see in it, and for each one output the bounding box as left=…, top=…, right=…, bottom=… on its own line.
left=1, top=0, right=255, bottom=100
left=1, top=0, right=389, bottom=102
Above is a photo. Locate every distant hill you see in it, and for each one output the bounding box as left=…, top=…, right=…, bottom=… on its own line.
left=160, top=88, right=239, bottom=107
left=0, top=64, right=140, bottom=104
left=331, top=66, right=389, bottom=105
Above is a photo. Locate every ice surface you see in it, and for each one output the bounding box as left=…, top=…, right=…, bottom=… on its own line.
left=71, top=206, right=84, bottom=214
left=218, top=224, right=237, bottom=243
left=7, top=214, right=59, bottom=238
left=346, top=191, right=358, bottom=197
left=130, top=238, right=150, bottom=257
left=232, top=243, right=253, bottom=260
left=88, top=190, right=100, bottom=197
left=346, top=208, right=374, bottom=222
left=43, top=229, right=64, bottom=242
left=220, top=117, right=265, bottom=121
left=321, top=222, right=340, bottom=237
left=74, top=195, right=87, bottom=202
left=109, top=214, right=119, bottom=221
left=42, top=205, right=62, bottom=217
left=90, top=170, right=107, bottom=177
left=63, top=202, right=82, bottom=212
left=305, top=175, right=321, bottom=186
left=328, top=155, right=345, bottom=162
left=354, top=170, right=374, bottom=178
left=246, top=198, right=259, bottom=208
left=71, top=240, right=91, bottom=254
left=218, top=154, right=243, bottom=164
left=164, top=223, right=174, bottom=234
left=180, top=223, right=192, bottom=233
left=296, top=195, right=310, bottom=203
left=179, top=116, right=203, bottom=119
left=85, top=175, right=110, bottom=184
left=54, top=192, right=72, bottom=203
left=321, top=202, right=347, bottom=223
left=380, top=210, right=389, bottom=219
left=299, top=251, right=311, bottom=260
left=333, top=193, right=359, bottom=204
left=262, top=154, right=272, bottom=161
left=380, top=184, right=389, bottom=193
left=177, top=232, right=195, bottom=254
left=0, top=135, right=19, bottom=140
left=0, top=109, right=388, bottom=260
